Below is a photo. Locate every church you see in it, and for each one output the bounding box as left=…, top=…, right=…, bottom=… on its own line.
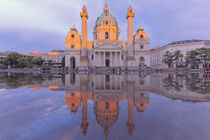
left=65, top=3, right=150, bottom=70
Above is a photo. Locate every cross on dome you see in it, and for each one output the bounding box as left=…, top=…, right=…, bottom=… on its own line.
left=104, top=1, right=109, bottom=15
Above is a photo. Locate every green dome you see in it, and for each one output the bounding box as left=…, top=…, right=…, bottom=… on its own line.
left=95, top=13, right=118, bottom=27
left=94, top=3, right=119, bottom=29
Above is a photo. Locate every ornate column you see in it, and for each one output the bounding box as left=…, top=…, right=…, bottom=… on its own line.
left=127, top=97, right=135, bottom=136
left=80, top=75, right=89, bottom=136
left=80, top=5, right=89, bottom=67
left=126, top=6, right=135, bottom=67
left=127, top=6, right=135, bottom=44
left=81, top=92, right=88, bottom=135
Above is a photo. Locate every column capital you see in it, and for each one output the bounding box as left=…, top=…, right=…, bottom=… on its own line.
left=80, top=5, right=88, bottom=19
left=126, top=6, right=135, bottom=19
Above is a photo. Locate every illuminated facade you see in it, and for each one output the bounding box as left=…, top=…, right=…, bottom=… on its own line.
left=24, top=50, right=65, bottom=68
left=65, top=3, right=150, bottom=70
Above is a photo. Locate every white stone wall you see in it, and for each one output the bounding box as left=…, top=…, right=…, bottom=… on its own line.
left=65, top=50, right=80, bottom=68
left=133, top=39, right=150, bottom=67
left=150, top=40, right=210, bottom=69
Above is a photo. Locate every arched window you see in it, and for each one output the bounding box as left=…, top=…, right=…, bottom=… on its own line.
left=92, top=54, right=94, bottom=60
left=140, top=57, right=145, bottom=62
left=71, top=45, right=74, bottom=48
left=140, top=34, right=144, bottom=38
left=105, top=32, right=109, bottom=39
left=106, top=21, right=108, bottom=25
left=106, top=102, right=109, bottom=109
left=71, top=34, right=75, bottom=38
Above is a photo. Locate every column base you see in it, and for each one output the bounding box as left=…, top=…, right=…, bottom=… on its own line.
left=80, top=56, right=89, bottom=67
left=126, top=56, right=135, bottom=67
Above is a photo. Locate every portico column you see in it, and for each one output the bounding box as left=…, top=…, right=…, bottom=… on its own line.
left=94, top=52, right=96, bottom=66
left=99, top=52, right=101, bottom=67
left=119, top=52, right=120, bottom=66
left=120, top=53, right=122, bottom=66
left=104, top=52, right=106, bottom=67
left=110, top=52, right=112, bottom=67
left=115, top=52, right=117, bottom=67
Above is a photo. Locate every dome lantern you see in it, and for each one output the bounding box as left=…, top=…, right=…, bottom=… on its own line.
left=104, top=2, right=109, bottom=15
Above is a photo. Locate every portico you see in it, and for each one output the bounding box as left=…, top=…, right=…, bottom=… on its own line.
left=94, top=50, right=122, bottom=67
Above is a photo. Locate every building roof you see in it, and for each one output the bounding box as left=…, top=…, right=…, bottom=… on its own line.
left=165, top=39, right=209, bottom=46
left=150, top=39, right=210, bottom=53
left=95, top=14, right=118, bottom=26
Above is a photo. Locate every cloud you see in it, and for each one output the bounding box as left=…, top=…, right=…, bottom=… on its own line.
left=0, top=0, right=210, bottom=52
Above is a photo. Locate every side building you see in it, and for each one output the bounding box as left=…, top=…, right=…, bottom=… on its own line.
left=24, top=50, right=65, bottom=68
left=150, top=40, right=210, bottom=69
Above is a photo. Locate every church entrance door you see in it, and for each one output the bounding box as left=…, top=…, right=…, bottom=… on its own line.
left=106, top=59, right=110, bottom=67
left=70, top=57, right=76, bottom=69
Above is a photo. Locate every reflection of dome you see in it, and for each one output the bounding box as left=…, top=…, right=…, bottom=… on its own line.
left=134, top=93, right=150, bottom=114
left=94, top=100, right=120, bottom=136
left=135, top=102, right=149, bottom=114
left=65, top=92, right=81, bottom=114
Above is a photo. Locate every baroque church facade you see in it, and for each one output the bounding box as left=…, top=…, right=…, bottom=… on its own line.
left=65, top=3, right=150, bottom=70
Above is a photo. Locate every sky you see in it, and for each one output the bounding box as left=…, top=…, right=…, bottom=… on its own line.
left=0, top=0, right=210, bottom=53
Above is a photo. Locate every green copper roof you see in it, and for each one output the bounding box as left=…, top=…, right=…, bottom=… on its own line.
left=95, top=13, right=118, bottom=28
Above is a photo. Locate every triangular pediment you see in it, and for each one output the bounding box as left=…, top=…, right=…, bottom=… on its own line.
left=95, top=42, right=121, bottom=50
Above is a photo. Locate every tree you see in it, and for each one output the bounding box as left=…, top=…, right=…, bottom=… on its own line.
left=36, top=57, right=44, bottom=66
left=3, top=52, right=22, bottom=68
left=163, top=74, right=184, bottom=91
left=196, top=48, right=210, bottom=69
left=47, top=60, right=53, bottom=67
left=32, top=57, right=44, bottom=67
left=185, top=48, right=210, bottom=69
left=17, top=57, right=28, bottom=68
left=162, top=51, right=174, bottom=68
left=173, top=50, right=183, bottom=68
left=26, top=57, right=34, bottom=68
left=186, top=50, right=200, bottom=69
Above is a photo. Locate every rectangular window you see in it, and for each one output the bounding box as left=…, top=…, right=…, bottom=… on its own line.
left=140, top=45, right=144, bottom=49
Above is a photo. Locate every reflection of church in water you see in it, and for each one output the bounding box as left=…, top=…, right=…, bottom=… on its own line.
left=22, top=72, right=210, bottom=136
left=65, top=73, right=150, bottom=136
